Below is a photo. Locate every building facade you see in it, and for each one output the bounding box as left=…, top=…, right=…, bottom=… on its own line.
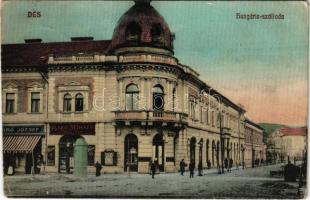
left=244, top=119, right=266, bottom=168
left=2, top=0, right=263, bottom=174
left=267, top=127, right=307, bottom=163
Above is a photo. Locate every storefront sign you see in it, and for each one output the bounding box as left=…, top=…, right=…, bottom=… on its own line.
left=3, top=125, right=44, bottom=135
left=50, top=123, right=95, bottom=135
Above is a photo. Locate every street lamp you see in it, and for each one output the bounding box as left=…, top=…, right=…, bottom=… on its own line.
left=213, top=94, right=224, bottom=174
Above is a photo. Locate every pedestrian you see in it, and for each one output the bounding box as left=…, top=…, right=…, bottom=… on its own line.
left=95, top=161, right=102, bottom=177
left=189, top=160, right=195, bottom=178
left=149, top=160, right=152, bottom=175
left=229, top=158, right=233, bottom=172
left=224, top=158, right=228, bottom=172
left=198, top=161, right=203, bottom=176
left=207, top=160, right=211, bottom=169
left=150, top=161, right=156, bottom=179
left=179, top=159, right=186, bottom=176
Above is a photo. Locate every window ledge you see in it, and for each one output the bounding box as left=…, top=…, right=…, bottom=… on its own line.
left=27, top=112, right=43, bottom=114
left=3, top=112, right=18, bottom=115
left=61, top=111, right=88, bottom=114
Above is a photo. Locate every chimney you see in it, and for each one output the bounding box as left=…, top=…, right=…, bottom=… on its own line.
left=71, top=37, right=94, bottom=42
left=24, top=38, right=42, bottom=43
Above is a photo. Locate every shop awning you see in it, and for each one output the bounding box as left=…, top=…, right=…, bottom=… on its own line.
left=3, top=136, right=41, bottom=153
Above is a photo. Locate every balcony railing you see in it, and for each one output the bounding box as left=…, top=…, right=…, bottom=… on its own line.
left=114, top=110, right=188, bottom=124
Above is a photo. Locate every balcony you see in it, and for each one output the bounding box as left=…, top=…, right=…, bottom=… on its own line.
left=113, top=110, right=188, bottom=126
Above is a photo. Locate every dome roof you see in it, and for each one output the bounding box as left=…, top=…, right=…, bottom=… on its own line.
left=110, top=0, right=174, bottom=53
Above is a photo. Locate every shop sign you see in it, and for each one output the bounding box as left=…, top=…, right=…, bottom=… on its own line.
left=3, top=125, right=44, bottom=135
left=50, top=123, right=95, bottom=135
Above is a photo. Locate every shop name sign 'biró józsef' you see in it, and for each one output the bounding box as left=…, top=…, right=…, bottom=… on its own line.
left=3, top=125, right=44, bottom=135
left=49, top=123, right=95, bottom=135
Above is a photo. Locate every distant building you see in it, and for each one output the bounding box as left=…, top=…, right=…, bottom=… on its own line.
left=267, top=127, right=307, bottom=163
left=244, top=119, right=266, bottom=168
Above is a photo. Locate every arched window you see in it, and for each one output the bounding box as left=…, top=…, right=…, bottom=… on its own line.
left=75, top=93, right=84, bottom=112
left=125, top=22, right=142, bottom=41
left=126, top=84, right=139, bottom=111
left=151, top=23, right=164, bottom=43
left=63, top=94, right=72, bottom=112
left=153, top=85, right=164, bottom=111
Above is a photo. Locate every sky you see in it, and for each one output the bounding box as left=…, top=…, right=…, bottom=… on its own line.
left=1, top=1, right=308, bottom=126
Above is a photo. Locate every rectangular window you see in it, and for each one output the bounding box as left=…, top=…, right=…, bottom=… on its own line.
left=200, top=106, right=203, bottom=122
left=205, top=108, right=209, bottom=124
left=31, top=92, right=40, bottom=113
left=6, top=93, right=15, bottom=113
left=88, top=145, right=95, bottom=165
left=211, top=110, right=214, bottom=126
left=47, top=146, right=55, bottom=166
left=126, top=93, right=138, bottom=111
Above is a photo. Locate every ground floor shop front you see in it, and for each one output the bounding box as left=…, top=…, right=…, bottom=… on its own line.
left=42, top=122, right=246, bottom=174
left=3, top=124, right=45, bottom=175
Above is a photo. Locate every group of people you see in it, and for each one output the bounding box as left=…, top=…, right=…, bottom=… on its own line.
left=180, top=159, right=204, bottom=178
left=224, top=157, right=234, bottom=172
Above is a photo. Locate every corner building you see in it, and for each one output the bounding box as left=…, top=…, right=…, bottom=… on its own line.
left=2, top=0, right=248, bottom=174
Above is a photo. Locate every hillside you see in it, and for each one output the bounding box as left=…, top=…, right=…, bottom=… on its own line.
left=258, top=123, right=287, bottom=138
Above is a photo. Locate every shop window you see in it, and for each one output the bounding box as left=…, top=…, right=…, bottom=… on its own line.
left=125, top=84, right=139, bottom=111
left=75, top=93, right=84, bottom=112
left=88, top=145, right=95, bottom=166
left=101, top=150, right=117, bottom=166
left=47, top=146, right=55, bottom=166
left=31, top=92, right=40, bottom=113
left=5, top=93, right=15, bottom=113
left=63, top=93, right=72, bottom=112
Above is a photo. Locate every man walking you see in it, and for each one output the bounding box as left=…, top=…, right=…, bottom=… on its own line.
left=229, top=158, right=233, bottom=172
left=150, top=160, right=156, bottom=179
left=179, top=159, right=186, bottom=176
left=224, top=158, right=228, bottom=172
left=189, top=160, right=195, bottom=178
left=198, top=161, right=203, bottom=176
left=95, top=161, right=102, bottom=177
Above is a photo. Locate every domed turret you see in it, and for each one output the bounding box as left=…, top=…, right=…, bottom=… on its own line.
left=110, top=0, right=174, bottom=54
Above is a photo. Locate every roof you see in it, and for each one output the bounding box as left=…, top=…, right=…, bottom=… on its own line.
left=1, top=40, right=111, bottom=67
left=245, top=118, right=264, bottom=131
left=279, top=127, right=307, bottom=137
left=110, top=1, right=173, bottom=52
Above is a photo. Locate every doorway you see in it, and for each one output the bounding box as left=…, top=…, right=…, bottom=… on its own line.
left=59, top=135, right=81, bottom=173
left=153, top=134, right=165, bottom=171
left=190, top=137, right=196, bottom=164
left=124, top=134, right=138, bottom=172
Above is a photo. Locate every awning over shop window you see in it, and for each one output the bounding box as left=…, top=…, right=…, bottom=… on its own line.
left=3, top=136, right=41, bottom=153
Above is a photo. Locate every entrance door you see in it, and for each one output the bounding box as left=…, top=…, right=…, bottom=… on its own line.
left=190, top=137, right=196, bottom=164
left=59, top=135, right=81, bottom=173
left=153, top=134, right=165, bottom=171
left=124, top=134, right=138, bottom=172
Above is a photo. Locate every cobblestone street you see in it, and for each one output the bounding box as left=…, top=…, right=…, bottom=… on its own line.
left=3, top=164, right=304, bottom=198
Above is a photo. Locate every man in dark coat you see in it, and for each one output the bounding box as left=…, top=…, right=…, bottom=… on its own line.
left=198, top=161, right=203, bottom=176
left=229, top=158, right=233, bottom=172
left=95, top=161, right=102, bottom=177
left=207, top=160, right=211, bottom=169
left=150, top=161, right=156, bottom=179
left=179, top=159, right=186, bottom=176
left=224, top=158, right=228, bottom=172
left=189, top=160, right=195, bottom=178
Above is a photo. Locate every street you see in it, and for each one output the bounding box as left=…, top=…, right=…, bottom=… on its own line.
left=3, top=163, right=304, bottom=198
